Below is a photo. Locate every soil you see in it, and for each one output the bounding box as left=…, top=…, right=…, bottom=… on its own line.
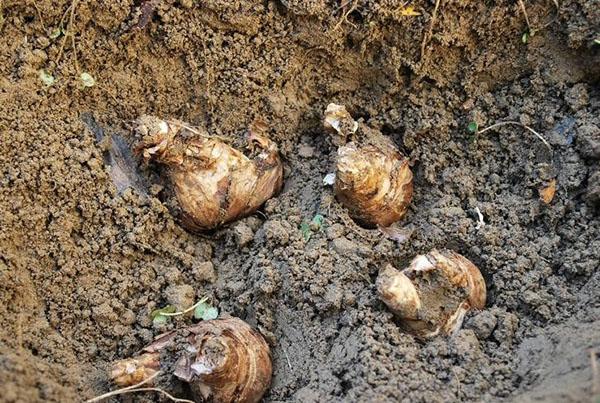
left=1, top=0, right=599, bottom=402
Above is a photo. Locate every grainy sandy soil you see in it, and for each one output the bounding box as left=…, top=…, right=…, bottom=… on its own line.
left=0, top=0, right=599, bottom=402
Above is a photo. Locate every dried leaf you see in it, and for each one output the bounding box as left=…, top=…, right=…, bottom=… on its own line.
left=540, top=179, right=556, bottom=204
left=399, top=6, right=421, bottom=16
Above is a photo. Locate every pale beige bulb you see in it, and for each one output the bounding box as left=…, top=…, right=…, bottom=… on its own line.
left=377, top=250, right=486, bottom=339
left=323, top=104, right=413, bottom=228
left=136, top=116, right=283, bottom=231
left=109, top=318, right=272, bottom=403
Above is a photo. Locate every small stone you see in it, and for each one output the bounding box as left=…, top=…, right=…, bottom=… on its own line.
left=179, top=0, right=193, bottom=8
left=120, top=309, right=137, bottom=326
left=565, top=83, right=589, bottom=111
left=326, top=223, right=345, bottom=240
left=331, top=237, right=356, bottom=254
left=466, top=310, right=497, bottom=339
left=232, top=222, right=254, bottom=247
left=586, top=171, right=600, bottom=206
left=298, top=145, right=315, bottom=158
left=164, top=267, right=182, bottom=285
left=263, top=220, right=289, bottom=245
left=165, top=284, right=195, bottom=311
left=193, top=261, right=216, bottom=283
left=576, top=124, right=600, bottom=160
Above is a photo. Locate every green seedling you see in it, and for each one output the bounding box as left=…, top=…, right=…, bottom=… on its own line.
left=193, top=301, right=219, bottom=321
left=301, top=213, right=326, bottom=241
left=38, top=69, right=55, bottom=86
left=150, top=305, right=176, bottom=325
left=467, top=121, right=479, bottom=133
left=150, top=297, right=217, bottom=325
left=49, top=27, right=62, bottom=39
left=80, top=72, right=95, bottom=88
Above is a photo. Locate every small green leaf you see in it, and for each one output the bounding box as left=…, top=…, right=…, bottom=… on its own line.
left=38, top=69, right=55, bottom=87
left=467, top=121, right=478, bottom=133
left=300, top=222, right=311, bottom=242
left=49, top=28, right=61, bottom=39
left=193, top=301, right=209, bottom=319
left=152, top=314, right=169, bottom=326
left=201, top=307, right=218, bottom=320
left=310, top=214, right=324, bottom=231
left=150, top=305, right=176, bottom=319
left=521, top=31, right=529, bottom=44
left=80, top=72, right=95, bottom=88
left=594, top=38, right=600, bottom=46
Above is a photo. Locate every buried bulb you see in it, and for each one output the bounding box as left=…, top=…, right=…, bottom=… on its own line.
left=109, top=318, right=272, bottom=403
left=135, top=116, right=283, bottom=231
left=323, top=104, right=413, bottom=228
left=376, top=250, right=486, bottom=340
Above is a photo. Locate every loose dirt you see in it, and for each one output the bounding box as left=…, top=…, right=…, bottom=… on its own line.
left=0, top=0, right=599, bottom=402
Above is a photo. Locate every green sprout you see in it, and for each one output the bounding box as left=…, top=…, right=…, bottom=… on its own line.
left=193, top=301, right=219, bottom=321
left=300, top=221, right=311, bottom=241
left=594, top=38, right=600, bottom=46
left=38, top=69, right=55, bottom=87
left=467, top=121, right=479, bottom=133
left=150, top=305, right=176, bottom=325
left=49, top=27, right=62, bottom=39
left=150, top=296, right=218, bottom=325
left=301, top=214, right=326, bottom=242
left=80, top=72, right=96, bottom=88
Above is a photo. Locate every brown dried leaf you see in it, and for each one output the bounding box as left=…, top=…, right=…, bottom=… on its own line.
left=540, top=179, right=557, bottom=204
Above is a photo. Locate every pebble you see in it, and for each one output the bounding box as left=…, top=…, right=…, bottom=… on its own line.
left=331, top=237, right=356, bottom=254
left=165, top=284, right=195, bottom=311
left=466, top=310, right=498, bottom=340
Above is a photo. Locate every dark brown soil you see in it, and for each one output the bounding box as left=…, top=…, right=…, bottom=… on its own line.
left=1, top=1, right=599, bottom=402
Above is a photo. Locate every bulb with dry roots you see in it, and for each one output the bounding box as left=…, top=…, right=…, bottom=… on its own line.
left=376, top=250, right=486, bottom=340
left=109, top=318, right=272, bottom=403
left=323, top=104, right=413, bottom=228
left=135, top=116, right=283, bottom=231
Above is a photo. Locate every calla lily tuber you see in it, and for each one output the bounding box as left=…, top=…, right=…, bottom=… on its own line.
left=376, top=250, right=486, bottom=340
left=136, top=116, right=283, bottom=231
left=109, top=318, right=272, bottom=403
left=323, top=104, right=413, bottom=228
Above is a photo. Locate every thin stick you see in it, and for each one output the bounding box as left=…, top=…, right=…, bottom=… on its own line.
left=477, top=121, right=552, bottom=151
left=517, top=0, right=532, bottom=32
left=160, top=297, right=208, bottom=317
left=420, top=0, right=441, bottom=60
left=68, top=0, right=79, bottom=72
left=85, top=371, right=160, bottom=403
left=592, top=349, right=599, bottom=399
left=31, top=1, right=46, bottom=30
left=120, top=388, right=195, bottom=403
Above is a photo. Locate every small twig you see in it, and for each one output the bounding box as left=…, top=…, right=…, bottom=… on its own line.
left=283, top=347, right=292, bottom=370
left=517, top=0, right=532, bottom=32
left=474, top=206, right=485, bottom=230
left=55, top=0, right=78, bottom=70
left=420, top=0, right=441, bottom=60
left=477, top=121, right=552, bottom=151
left=159, top=297, right=208, bottom=317
left=591, top=349, right=599, bottom=399
left=86, top=373, right=194, bottom=403
left=333, top=0, right=358, bottom=31
left=120, top=388, right=195, bottom=403
left=31, top=1, right=46, bottom=30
